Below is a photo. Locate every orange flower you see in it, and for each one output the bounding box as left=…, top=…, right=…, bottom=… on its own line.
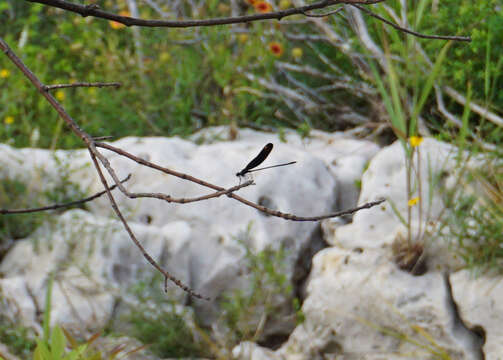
left=246, top=0, right=258, bottom=5
left=254, top=1, right=272, bottom=13
left=269, top=42, right=283, bottom=57
left=109, top=10, right=130, bottom=29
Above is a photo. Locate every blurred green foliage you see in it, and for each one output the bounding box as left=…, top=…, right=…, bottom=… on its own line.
left=0, top=153, right=88, bottom=247
left=1, top=0, right=499, bottom=149
left=126, top=274, right=207, bottom=358
left=0, top=315, right=36, bottom=359
left=0, top=0, right=299, bottom=148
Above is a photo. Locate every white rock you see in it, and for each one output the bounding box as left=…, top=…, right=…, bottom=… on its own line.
left=450, top=270, right=500, bottom=359
left=0, top=210, right=190, bottom=332
left=331, top=138, right=467, bottom=271
left=234, top=247, right=478, bottom=359
left=0, top=129, right=377, bottom=336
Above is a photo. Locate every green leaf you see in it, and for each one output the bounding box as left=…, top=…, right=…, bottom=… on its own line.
left=412, top=40, right=453, bottom=122
left=50, top=326, right=66, bottom=360
left=35, top=340, right=52, bottom=360
left=64, top=344, right=88, bottom=360
left=42, top=273, right=54, bottom=343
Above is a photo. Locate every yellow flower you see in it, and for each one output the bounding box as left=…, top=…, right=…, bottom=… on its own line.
left=292, top=47, right=303, bottom=59
left=109, top=10, right=129, bottom=29
left=159, top=52, right=171, bottom=62
left=279, top=0, right=291, bottom=9
left=4, top=116, right=14, bottom=125
left=408, top=197, right=420, bottom=207
left=238, top=33, right=249, bottom=44
left=268, top=42, right=284, bottom=57
left=0, top=69, right=10, bottom=78
left=55, top=90, right=65, bottom=101
left=409, top=136, right=423, bottom=147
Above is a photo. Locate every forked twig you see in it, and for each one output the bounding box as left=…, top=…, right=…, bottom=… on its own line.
left=95, top=142, right=386, bottom=221
left=0, top=174, right=131, bottom=214
left=88, top=149, right=210, bottom=300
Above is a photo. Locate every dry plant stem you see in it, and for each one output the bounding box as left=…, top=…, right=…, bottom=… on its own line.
left=406, top=149, right=412, bottom=246
left=95, top=141, right=386, bottom=221
left=350, top=4, right=471, bottom=42
left=43, top=82, right=122, bottom=90
left=27, top=0, right=385, bottom=28
left=443, top=86, right=503, bottom=128
left=0, top=174, right=131, bottom=214
left=88, top=149, right=209, bottom=300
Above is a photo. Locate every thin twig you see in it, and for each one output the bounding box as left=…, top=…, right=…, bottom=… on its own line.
left=95, top=141, right=386, bottom=221
left=26, top=0, right=385, bottom=28
left=92, top=136, right=114, bottom=141
left=351, top=4, right=471, bottom=41
left=0, top=174, right=131, bottom=214
left=43, top=82, right=122, bottom=90
left=117, top=180, right=254, bottom=204
left=87, top=149, right=209, bottom=300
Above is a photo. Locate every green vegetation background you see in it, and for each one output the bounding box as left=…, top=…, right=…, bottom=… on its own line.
left=0, top=0, right=502, bottom=149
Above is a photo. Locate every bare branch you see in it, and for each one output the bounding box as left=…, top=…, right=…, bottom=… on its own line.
left=87, top=150, right=209, bottom=300
left=351, top=4, right=471, bottom=41
left=111, top=180, right=254, bottom=204
left=95, top=141, right=386, bottom=221
left=0, top=174, right=131, bottom=214
left=43, top=82, right=122, bottom=90
left=26, top=0, right=384, bottom=28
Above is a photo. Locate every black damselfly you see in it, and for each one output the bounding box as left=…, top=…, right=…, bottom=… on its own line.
left=236, top=143, right=296, bottom=178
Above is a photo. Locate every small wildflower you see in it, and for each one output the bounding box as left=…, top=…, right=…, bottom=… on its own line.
left=269, top=42, right=284, bottom=57
left=408, top=197, right=420, bottom=207
left=55, top=90, right=65, bottom=101
left=292, top=47, right=303, bottom=59
left=254, top=1, right=272, bottom=13
left=109, top=10, right=129, bottom=29
left=159, top=52, right=171, bottom=62
left=409, top=136, right=424, bottom=147
left=238, top=33, right=249, bottom=44
left=4, top=116, right=14, bottom=125
left=279, top=0, right=291, bottom=9
left=0, top=69, right=10, bottom=78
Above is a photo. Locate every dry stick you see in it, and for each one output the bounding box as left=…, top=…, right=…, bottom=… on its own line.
left=351, top=4, right=471, bottom=42
left=87, top=149, right=209, bottom=300
left=43, top=82, right=122, bottom=90
left=0, top=174, right=131, bottom=214
left=92, top=136, right=114, bottom=141
left=27, top=0, right=385, bottom=28
left=129, top=181, right=254, bottom=204
left=95, top=142, right=386, bottom=221
left=88, top=141, right=253, bottom=203
left=0, top=37, right=206, bottom=299
left=302, top=6, right=343, bottom=17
